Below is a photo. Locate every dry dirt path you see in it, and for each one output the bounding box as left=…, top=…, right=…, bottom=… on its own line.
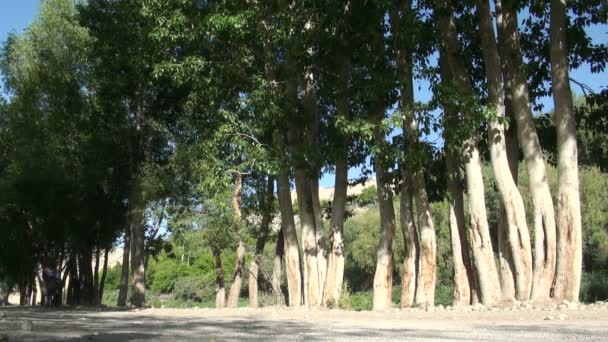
left=1, top=303, right=607, bottom=341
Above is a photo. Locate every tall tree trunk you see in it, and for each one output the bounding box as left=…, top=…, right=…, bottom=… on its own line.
left=129, top=187, right=146, bottom=307
left=322, top=60, right=349, bottom=305
left=275, top=131, right=302, bottom=307
left=498, top=43, right=520, bottom=302
left=289, top=126, right=321, bottom=307
left=98, top=248, right=109, bottom=305
left=399, top=174, right=418, bottom=308
left=390, top=0, right=437, bottom=306
left=372, top=108, right=396, bottom=311
left=550, top=0, right=583, bottom=302
left=227, top=171, right=245, bottom=308
left=496, top=0, right=556, bottom=301
left=434, top=0, right=502, bottom=305
left=446, top=153, right=472, bottom=306
left=301, top=66, right=326, bottom=305
left=248, top=176, right=275, bottom=308
left=93, top=247, right=100, bottom=299
left=323, top=154, right=348, bottom=305
left=213, top=248, right=225, bottom=308
left=477, top=0, right=533, bottom=305
left=30, top=276, right=37, bottom=306
left=117, top=224, right=130, bottom=307
left=412, top=160, right=437, bottom=306
left=310, top=178, right=327, bottom=301
left=272, top=229, right=285, bottom=306
left=79, top=250, right=95, bottom=306
left=464, top=139, right=503, bottom=305
left=67, top=257, right=80, bottom=305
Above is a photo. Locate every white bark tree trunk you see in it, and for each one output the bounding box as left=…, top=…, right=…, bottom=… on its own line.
left=372, top=110, right=396, bottom=311
left=323, top=156, right=348, bottom=305
left=446, top=153, right=472, bottom=306
left=399, top=175, right=417, bottom=308
left=550, top=0, right=583, bottom=302
left=275, top=131, right=303, bottom=306
left=496, top=0, right=556, bottom=301
left=477, top=0, right=533, bottom=305
left=439, top=51, right=473, bottom=307
left=434, top=0, right=502, bottom=305
left=227, top=172, right=244, bottom=308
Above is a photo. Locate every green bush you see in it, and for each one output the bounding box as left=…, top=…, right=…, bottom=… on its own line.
left=103, top=264, right=122, bottom=292
left=581, top=271, right=608, bottom=303
left=148, top=256, right=195, bottom=294
left=173, top=276, right=214, bottom=302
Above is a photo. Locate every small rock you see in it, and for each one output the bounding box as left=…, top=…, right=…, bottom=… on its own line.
left=558, top=304, right=568, bottom=311
left=437, top=305, right=445, bottom=311
left=558, top=313, right=568, bottom=320
left=567, top=302, right=578, bottom=310
left=524, top=303, right=533, bottom=309
left=445, top=306, right=453, bottom=311
left=0, top=311, right=5, bottom=320
left=544, top=316, right=554, bottom=321
left=21, top=320, right=33, bottom=331
left=425, top=305, right=435, bottom=313
left=561, top=299, right=571, bottom=305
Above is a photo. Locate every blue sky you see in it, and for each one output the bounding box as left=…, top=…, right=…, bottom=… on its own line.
left=1, top=1, right=606, bottom=188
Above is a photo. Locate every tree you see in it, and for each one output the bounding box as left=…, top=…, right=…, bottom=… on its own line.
left=496, top=0, right=556, bottom=301
left=550, top=0, right=583, bottom=302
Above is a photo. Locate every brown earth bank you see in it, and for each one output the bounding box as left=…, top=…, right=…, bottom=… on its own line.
left=1, top=302, right=607, bottom=341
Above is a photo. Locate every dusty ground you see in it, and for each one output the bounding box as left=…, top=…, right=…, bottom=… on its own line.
left=1, top=302, right=607, bottom=341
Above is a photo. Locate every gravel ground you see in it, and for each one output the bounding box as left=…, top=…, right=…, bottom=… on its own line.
left=1, top=301, right=607, bottom=341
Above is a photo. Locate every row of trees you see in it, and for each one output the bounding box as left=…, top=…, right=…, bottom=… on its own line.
left=1, top=0, right=606, bottom=309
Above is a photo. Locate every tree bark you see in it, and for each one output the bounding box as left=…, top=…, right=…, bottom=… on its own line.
left=248, top=176, right=275, bottom=308
left=399, top=174, right=418, bottom=308
left=117, top=224, right=130, bottom=307
left=129, top=187, right=146, bottom=307
left=477, top=0, right=533, bottom=305
left=390, top=0, right=437, bottom=307
left=272, top=229, right=285, bottom=305
left=496, top=0, right=556, bottom=301
left=446, top=153, right=472, bottom=306
left=227, top=171, right=245, bottom=308
left=322, top=60, right=349, bottom=306
left=93, top=247, right=100, bottom=299
left=372, top=108, right=396, bottom=311
left=310, top=178, right=328, bottom=302
left=322, top=153, right=348, bottom=305
left=275, top=131, right=302, bottom=307
left=434, top=0, right=502, bottom=305
left=550, top=0, right=583, bottom=302
left=439, top=50, right=474, bottom=306
left=498, top=38, right=520, bottom=303
left=213, top=248, right=225, bottom=308
left=98, top=248, right=109, bottom=305
left=289, top=126, right=322, bottom=307
left=79, top=250, right=96, bottom=306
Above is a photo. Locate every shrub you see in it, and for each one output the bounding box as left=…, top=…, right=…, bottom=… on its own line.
left=173, top=276, right=213, bottom=303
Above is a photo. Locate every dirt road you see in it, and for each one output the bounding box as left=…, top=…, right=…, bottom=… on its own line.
left=1, top=303, right=607, bottom=341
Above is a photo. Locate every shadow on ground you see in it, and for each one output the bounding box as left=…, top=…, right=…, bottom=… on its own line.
left=0, top=307, right=605, bottom=341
